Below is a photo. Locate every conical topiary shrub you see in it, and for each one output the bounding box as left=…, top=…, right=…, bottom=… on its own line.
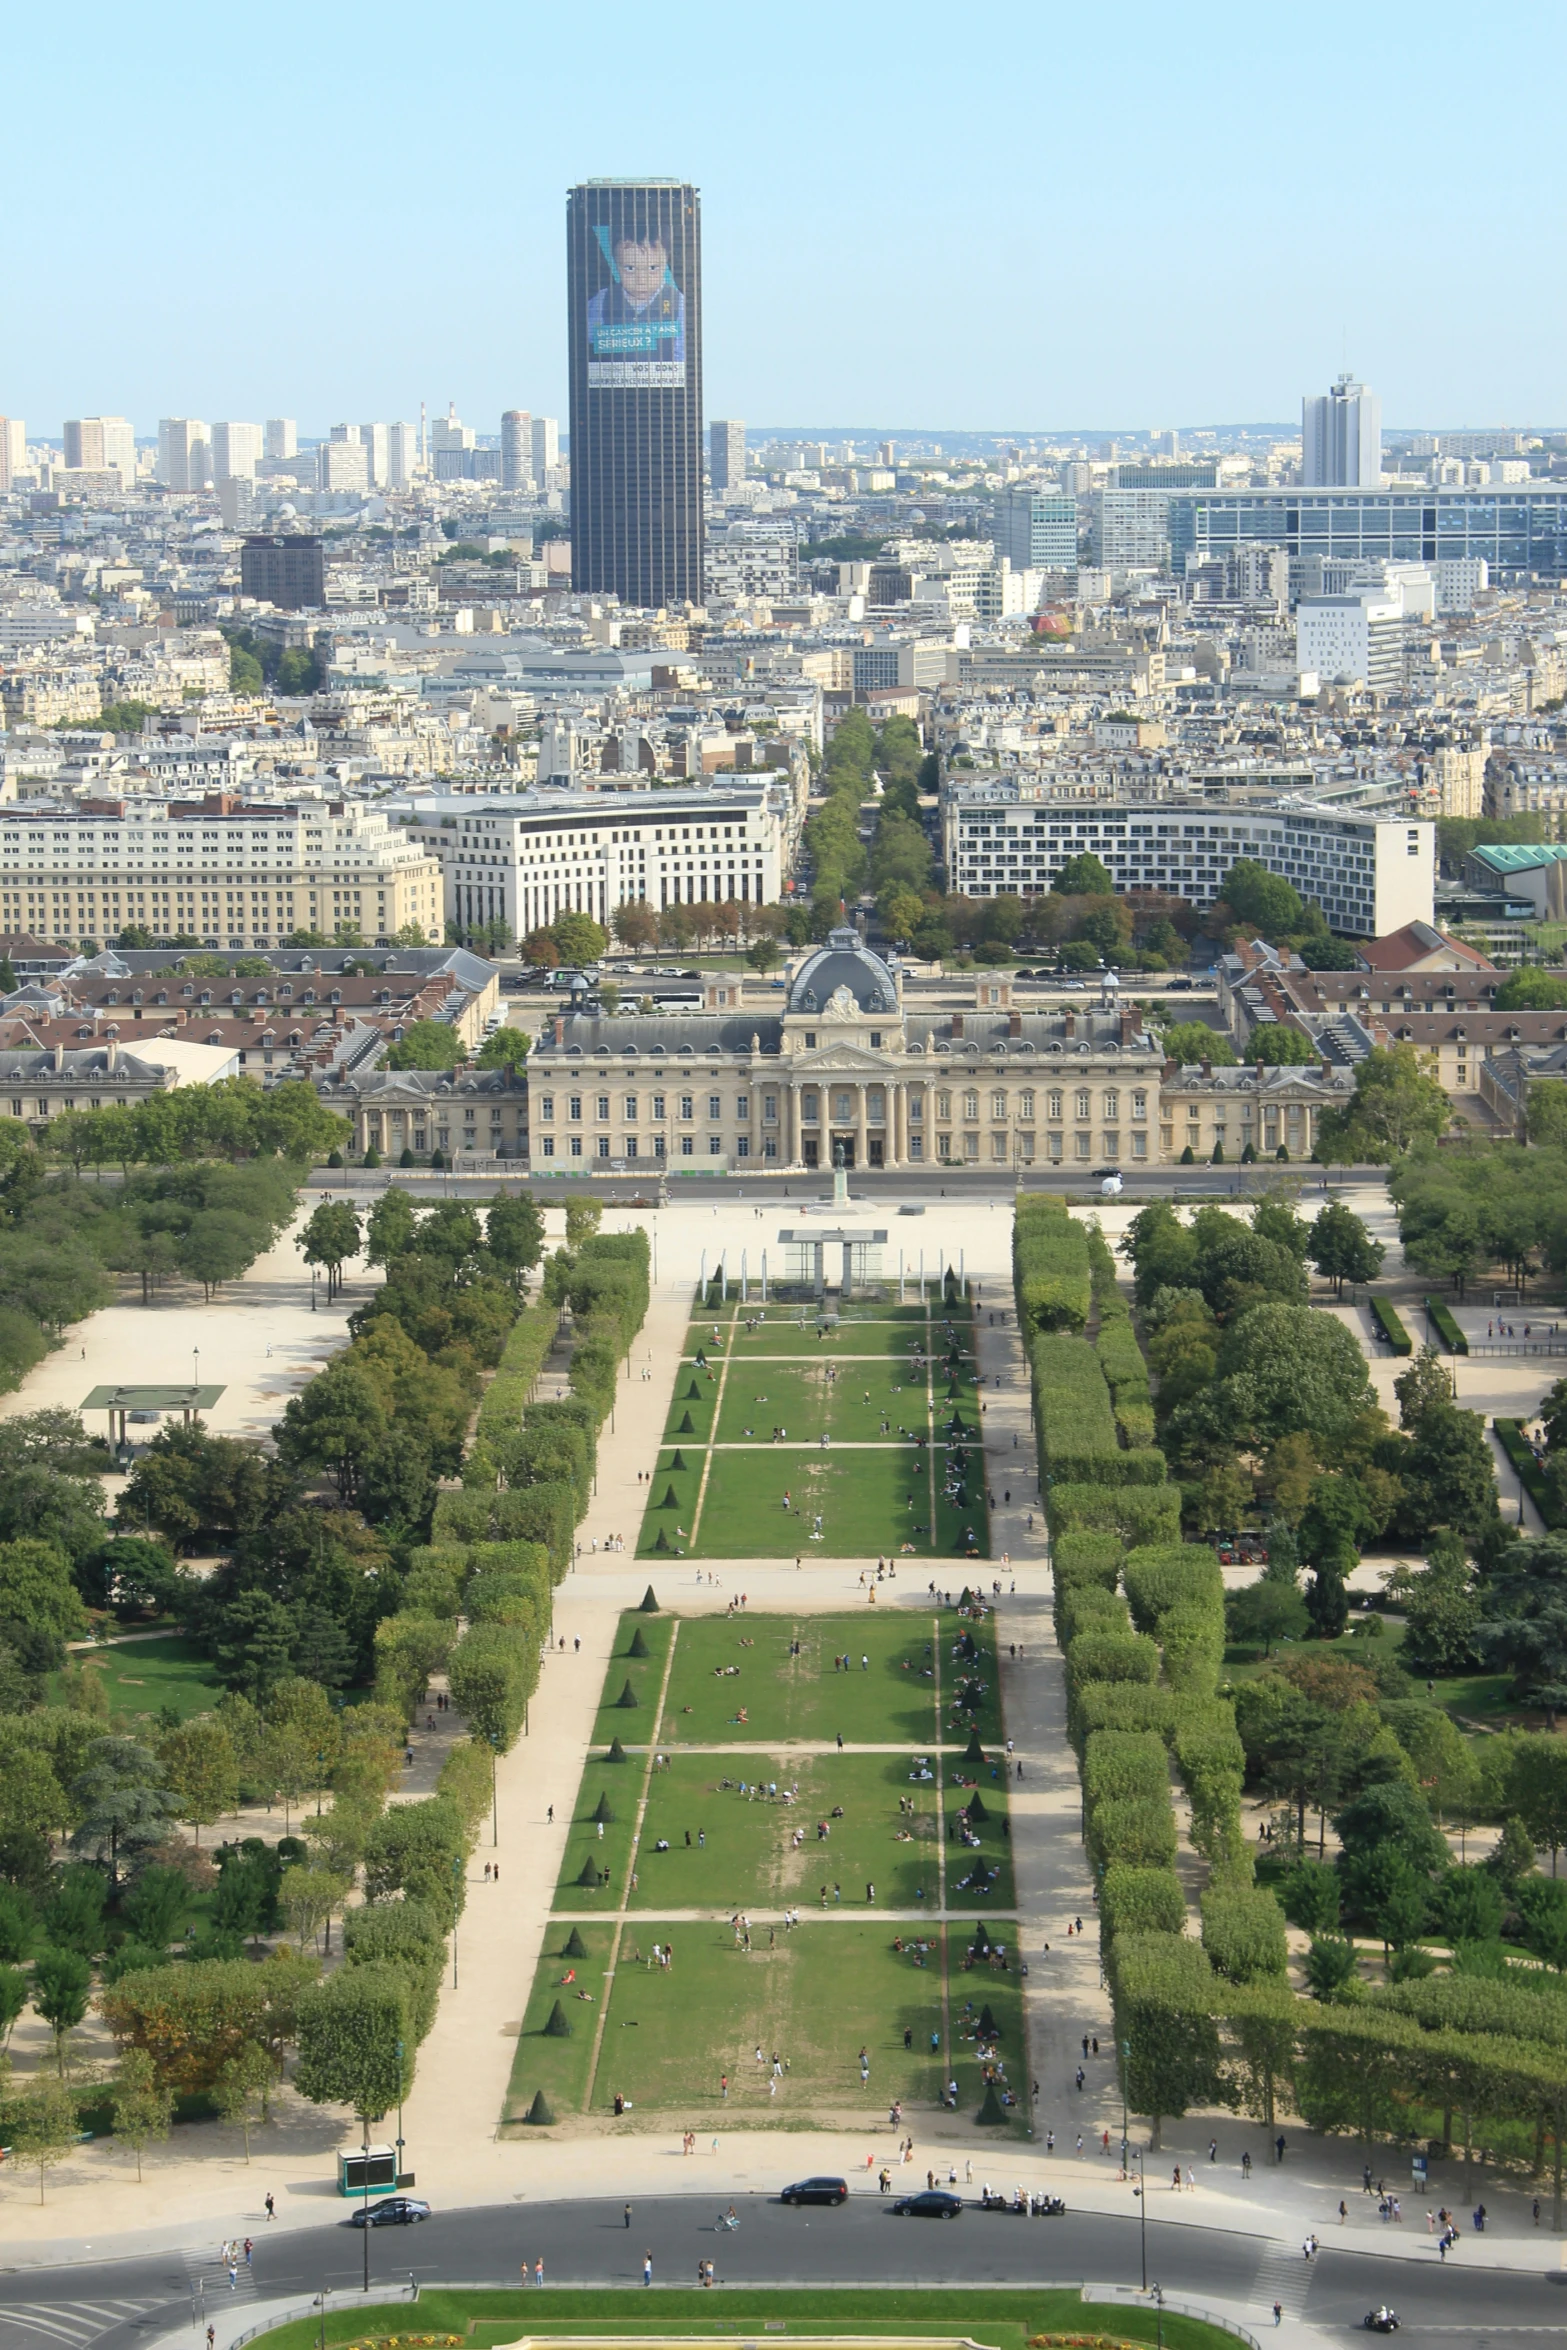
left=639, top=1585, right=660, bottom=1612
left=976, top=2081, right=1006, bottom=2126
left=965, top=1791, right=989, bottom=1823
left=606, top=1736, right=627, bottom=1763
left=656, top=1484, right=678, bottom=1509
left=964, top=1728, right=986, bottom=1764
left=979, top=2002, right=997, bottom=2036
left=592, top=1791, right=615, bottom=1825
left=676, top=1411, right=695, bottom=1435
left=654, top=1528, right=672, bottom=1552
left=683, top=1376, right=703, bottom=1400
left=958, top=1586, right=974, bottom=1609
left=669, top=1451, right=688, bottom=1472
left=615, top=1678, right=640, bottom=1708
left=544, top=2000, right=572, bottom=2038
left=577, top=1855, right=601, bottom=1888
left=971, top=1921, right=992, bottom=1955
left=628, top=1625, right=650, bottom=1658
left=563, top=1927, right=588, bottom=1959
left=526, top=2089, right=555, bottom=2125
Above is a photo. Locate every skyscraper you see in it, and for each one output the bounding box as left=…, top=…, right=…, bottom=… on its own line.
left=63, top=417, right=134, bottom=484
left=1302, top=373, right=1382, bottom=487
left=995, top=487, right=1078, bottom=569
left=212, top=421, right=263, bottom=482
left=710, top=418, right=745, bottom=493
left=531, top=415, right=558, bottom=480
left=567, top=178, right=703, bottom=607
left=501, top=410, right=533, bottom=491
left=264, top=419, right=297, bottom=461
left=0, top=419, right=20, bottom=492
left=158, top=419, right=210, bottom=492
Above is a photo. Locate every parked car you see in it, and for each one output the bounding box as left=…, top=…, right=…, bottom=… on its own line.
left=891, top=2188, right=962, bottom=2218
left=780, top=2176, right=848, bottom=2206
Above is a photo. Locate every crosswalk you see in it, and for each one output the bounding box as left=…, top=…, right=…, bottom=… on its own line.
left=181, top=2247, right=258, bottom=2308
left=1252, top=2237, right=1317, bottom=2321
left=0, top=2302, right=165, bottom=2350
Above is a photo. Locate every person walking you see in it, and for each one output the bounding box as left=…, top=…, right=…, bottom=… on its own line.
left=264, top=2195, right=275, bottom=2221
left=534, top=2260, right=544, bottom=2288
left=624, top=2202, right=632, bottom=2228
left=644, top=2252, right=653, bottom=2287
left=1272, top=2306, right=1282, bottom=2329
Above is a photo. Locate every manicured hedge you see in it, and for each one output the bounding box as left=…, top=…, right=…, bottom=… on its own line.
left=1200, top=1885, right=1289, bottom=1983
left=1073, top=1682, right=1180, bottom=1746
left=1056, top=1582, right=1132, bottom=1647
left=1050, top=1482, right=1183, bottom=1544
left=1030, top=1332, right=1120, bottom=1468
left=433, top=1482, right=577, bottom=1579
left=1102, top=1863, right=1188, bottom=1941
left=1425, top=1295, right=1468, bottom=1354
left=1370, top=1294, right=1413, bottom=1355
left=1084, top=1729, right=1172, bottom=1808
left=1159, top=1600, right=1225, bottom=1698
left=1089, top=1794, right=1179, bottom=1870
left=1015, top=1195, right=1092, bottom=1333
left=1123, top=1545, right=1225, bottom=1634
left=1051, top=1531, right=1125, bottom=1592
left=1064, top=1629, right=1161, bottom=1699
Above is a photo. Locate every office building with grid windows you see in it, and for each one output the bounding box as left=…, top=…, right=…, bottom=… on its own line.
left=567, top=178, right=703, bottom=608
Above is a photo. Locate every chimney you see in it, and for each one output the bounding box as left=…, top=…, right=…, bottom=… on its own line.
left=1119, top=1007, right=1137, bottom=1043
left=951, top=1012, right=963, bottom=1038
left=1320, top=1060, right=1333, bottom=1079
left=52, top=1042, right=64, bottom=1071
left=1162, top=1056, right=1177, bottom=1080
left=1200, top=1057, right=1212, bottom=1076
left=106, top=1038, right=118, bottom=1071
left=1008, top=1009, right=1022, bottom=1038
left=553, top=1016, right=565, bottom=1046
left=1063, top=1010, right=1075, bottom=1038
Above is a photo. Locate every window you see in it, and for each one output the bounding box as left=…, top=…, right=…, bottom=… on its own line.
left=597, top=1095, right=610, bottom=1120
left=1103, top=1132, right=1119, bottom=1158
left=763, top=1092, right=778, bottom=1123
left=538, top=1094, right=554, bottom=1121
left=680, top=1094, right=694, bottom=1120
left=1132, top=1091, right=1146, bottom=1120
left=1131, top=1132, right=1147, bottom=1159
left=653, top=1134, right=666, bottom=1158
left=802, top=1090, right=819, bottom=1122
left=570, top=1135, right=583, bottom=1157
left=652, top=1092, right=665, bottom=1119
left=1103, top=1089, right=1119, bottom=1119
left=1076, top=1089, right=1091, bottom=1120
left=908, top=1093, right=923, bottom=1123
left=705, top=1093, right=720, bottom=1120
left=625, top=1137, right=639, bottom=1158
left=990, top=1134, right=1007, bottom=1161
left=736, top=1136, right=750, bottom=1158
left=596, top=1135, right=611, bottom=1159
left=540, top=1135, right=555, bottom=1158
left=624, top=1094, right=638, bottom=1119
left=1048, top=1090, right=1062, bottom=1121
left=1019, top=1089, right=1034, bottom=1119
left=568, top=1095, right=582, bottom=1122
left=937, top=1132, right=951, bottom=1160
left=833, top=1090, right=851, bottom=1121
left=1074, top=1132, right=1092, bottom=1158
left=936, top=1090, right=951, bottom=1120
left=963, top=1090, right=980, bottom=1121
left=735, top=1095, right=749, bottom=1118
left=869, top=1031, right=882, bottom=1047
left=680, top=1134, right=694, bottom=1156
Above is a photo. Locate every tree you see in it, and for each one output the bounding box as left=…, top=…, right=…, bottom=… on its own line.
left=1527, top=1083, right=1567, bottom=1147
left=746, top=936, right=781, bottom=974
left=1226, top=1579, right=1308, bottom=1656
left=9, top=2076, right=78, bottom=2201
left=120, top=1864, right=191, bottom=1954
left=1478, top=1537, right=1567, bottom=1719
left=1387, top=1536, right=1480, bottom=1673
left=111, top=2045, right=173, bottom=2179
left=564, top=1195, right=603, bottom=1248
left=275, top=1363, right=388, bottom=1499
left=1310, top=1201, right=1385, bottom=1294
left=299, top=1203, right=361, bottom=1301
left=1303, top=1935, right=1359, bottom=1999
left=1216, top=859, right=1305, bottom=938
left=550, top=912, right=608, bottom=967
left=486, top=1194, right=545, bottom=1290
left=295, top=1964, right=414, bottom=2120
left=1252, top=1026, right=1319, bottom=1066
left=611, top=902, right=659, bottom=957
left=1052, top=852, right=1114, bottom=896
left=178, top=1211, right=264, bottom=1299
left=69, top=1736, right=178, bottom=1887
left=214, top=2039, right=273, bottom=2156
left=385, top=1021, right=463, bottom=1072
left=279, top=1863, right=346, bottom=1955
left=521, top=929, right=560, bottom=969
left=1498, top=966, right=1567, bottom=1011
left=0, top=1539, right=88, bottom=1671
left=207, top=1589, right=298, bottom=1702
left=157, top=1716, right=238, bottom=1845
left=365, top=1188, right=417, bottom=1269
left=1317, top=1044, right=1453, bottom=1163
left=1510, top=1738, right=1567, bottom=1875
left=474, top=1026, right=528, bottom=1068
left=1173, top=1303, right=1376, bottom=1460
left=0, top=1751, right=68, bottom=1841
left=31, top=1946, right=91, bottom=2073
left=1158, top=1022, right=1238, bottom=1067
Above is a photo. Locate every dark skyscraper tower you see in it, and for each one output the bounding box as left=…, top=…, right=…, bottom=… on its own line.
left=567, top=179, right=703, bottom=608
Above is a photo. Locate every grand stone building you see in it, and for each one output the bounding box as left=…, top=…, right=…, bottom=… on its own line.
left=525, top=929, right=1168, bottom=1172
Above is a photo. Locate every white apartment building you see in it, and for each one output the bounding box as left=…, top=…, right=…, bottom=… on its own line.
left=265, top=420, right=298, bottom=460
left=405, top=783, right=794, bottom=941
left=1296, top=593, right=1405, bottom=692
left=0, top=798, right=444, bottom=950
left=63, top=418, right=134, bottom=484
left=158, top=420, right=210, bottom=492
left=211, top=422, right=263, bottom=483
left=941, top=779, right=1434, bottom=938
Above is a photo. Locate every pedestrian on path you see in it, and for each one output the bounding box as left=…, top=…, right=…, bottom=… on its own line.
left=1272, top=2306, right=1282, bottom=2328
left=625, top=2203, right=632, bottom=2228
left=264, top=2195, right=274, bottom=2220
left=644, top=2253, right=653, bottom=2286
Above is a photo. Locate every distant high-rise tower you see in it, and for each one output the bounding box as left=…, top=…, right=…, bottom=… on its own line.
left=501, top=410, right=533, bottom=491
left=0, top=418, right=20, bottom=492
left=567, top=178, right=703, bottom=607
left=264, top=418, right=297, bottom=461
left=212, top=422, right=263, bottom=483
left=158, top=418, right=210, bottom=492
left=359, top=422, right=390, bottom=489
left=531, top=415, right=558, bottom=480
left=1302, top=373, right=1381, bottom=487
left=63, top=417, right=134, bottom=484
left=386, top=422, right=418, bottom=489
left=710, top=418, right=745, bottom=493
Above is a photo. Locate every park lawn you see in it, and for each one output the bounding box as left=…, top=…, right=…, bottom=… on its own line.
left=255, top=2285, right=1236, bottom=2350
left=630, top=1752, right=944, bottom=1912
left=933, top=1441, right=990, bottom=1560
left=67, top=1634, right=224, bottom=1722
left=592, top=1916, right=953, bottom=2118
left=639, top=1452, right=704, bottom=1556
left=725, top=1315, right=950, bottom=1361
left=946, top=1935, right=1028, bottom=2120
left=661, top=1613, right=944, bottom=1746
left=664, top=1369, right=720, bottom=1443
left=715, top=1362, right=931, bottom=1447
left=945, top=1777, right=1016, bottom=1911
left=591, top=1610, right=675, bottom=1740
left=503, top=1918, right=616, bottom=2123
left=693, top=1446, right=939, bottom=1559
left=941, top=1616, right=1007, bottom=1746
left=550, top=1766, right=642, bottom=1912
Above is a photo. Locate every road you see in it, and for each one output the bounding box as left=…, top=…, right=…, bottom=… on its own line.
left=1, top=2195, right=1559, bottom=2350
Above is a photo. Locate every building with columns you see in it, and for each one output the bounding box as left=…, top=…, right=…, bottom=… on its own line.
left=524, top=929, right=1169, bottom=1172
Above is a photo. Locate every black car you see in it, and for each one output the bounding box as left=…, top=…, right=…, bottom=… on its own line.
left=891, top=2188, right=962, bottom=2218
left=781, top=2175, right=849, bottom=2206
left=348, top=2196, right=430, bottom=2228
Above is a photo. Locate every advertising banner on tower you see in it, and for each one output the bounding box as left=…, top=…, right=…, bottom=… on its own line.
left=585, top=217, right=686, bottom=388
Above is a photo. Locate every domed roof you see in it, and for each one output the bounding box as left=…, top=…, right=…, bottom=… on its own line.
left=787, top=927, right=898, bottom=1017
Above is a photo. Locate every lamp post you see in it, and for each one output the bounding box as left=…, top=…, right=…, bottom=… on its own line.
left=360, top=2115, right=371, bottom=2291
left=311, top=1266, right=319, bottom=1313
left=395, top=2037, right=405, bottom=2187
left=1121, top=2037, right=1130, bottom=2178
left=1131, top=2146, right=1148, bottom=2291
left=490, top=1732, right=500, bottom=1847
left=450, top=1853, right=461, bottom=1987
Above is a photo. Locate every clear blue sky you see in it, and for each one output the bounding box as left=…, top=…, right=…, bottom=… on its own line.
left=8, top=0, right=1563, bottom=439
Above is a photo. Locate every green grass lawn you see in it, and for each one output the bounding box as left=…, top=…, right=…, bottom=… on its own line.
left=63, top=1634, right=224, bottom=1722
left=254, top=2286, right=1235, bottom=2350
left=629, top=1752, right=946, bottom=1911
left=715, top=1363, right=933, bottom=1446
left=550, top=1769, right=642, bottom=1912
left=503, top=1918, right=616, bottom=2122
left=674, top=1449, right=953, bottom=1561
left=661, top=1613, right=946, bottom=1745
left=591, top=1611, right=675, bottom=1742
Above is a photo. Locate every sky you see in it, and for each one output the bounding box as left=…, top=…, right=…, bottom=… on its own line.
left=7, top=0, right=1565, bottom=440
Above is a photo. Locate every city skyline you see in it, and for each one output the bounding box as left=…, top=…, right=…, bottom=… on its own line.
left=4, top=0, right=1562, bottom=429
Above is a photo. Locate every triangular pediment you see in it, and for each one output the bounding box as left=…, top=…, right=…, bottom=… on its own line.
left=794, top=1041, right=899, bottom=1071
